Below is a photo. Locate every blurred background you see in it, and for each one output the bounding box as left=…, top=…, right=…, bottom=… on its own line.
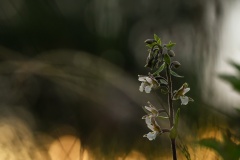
left=0, top=0, right=240, bottom=159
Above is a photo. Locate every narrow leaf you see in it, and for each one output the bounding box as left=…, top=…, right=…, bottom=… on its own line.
left=229, top=60, right=240, bottom=73
left=154, top=34, right=161, bottom=45
left=166, top=41, right=176, bottom=50
left=170, top=108, right=180, bottom=139
left=164, top=54, right=171, bottom=65
left=153, top=62, right=165, bottom=75
left=157, top=116, right=169, bottom=119
left=175, top=108, right=180, bottom=127
left=219, top=74, right=240, bottom=93
left=170, top=70, right=184, bottom=78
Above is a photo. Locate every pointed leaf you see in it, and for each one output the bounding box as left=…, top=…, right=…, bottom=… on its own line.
left=175, top=108, right=180, bottom=127
left=164, top=54, right=171, bottom=65
left=154, top=34, right=161, bottom=45
left=166, top=41, right=176, bottom=50
left=219, top=75, right=240, bottom=93
left=153, top=62, right=165, bottom=75
left=229, top=60, right=240, bottom=73
left=170, top=108, right=180, bottom=139
left=170, top=70, right=184, bottom=78
left=157, top=116, right=169, bottom=119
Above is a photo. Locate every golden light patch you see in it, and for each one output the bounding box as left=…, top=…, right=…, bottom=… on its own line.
left=116, top=150, right=147, bottom=160
left=48, top=135, right=81, bottom=160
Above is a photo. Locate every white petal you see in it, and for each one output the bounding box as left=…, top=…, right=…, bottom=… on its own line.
left=143, top=131, right=158, bottom=141
left=146, top=77, right=153, bottom=84
left=145, top=116, right=151, bottom=124
left=139, top=82, right=146, bottom=92
left=145, top=85, right=152, bottom=93
left=142, top=115, right=148, bottom=119
left=180, top=96, right=189, bottom=105
left=139, top=85, right=144, bottom=92
left=145, top=106, right=153, bottom=112
left=145, top=117, right=154, bottom=131
left=188, top=97, right=194, bottom=102
left=183, top=88, right=190, bottom=95
left=138, top=76, right=147, bottom=82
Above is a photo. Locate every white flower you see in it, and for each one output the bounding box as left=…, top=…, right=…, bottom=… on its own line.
left=143, top=116, right=161, bottom=140
left=142, top=101, right=158, bottom=118
left=173, top=83, right=194, bottom=105
left=143, top=131, right=158, bottom=141
left=138, top=75, right=160, bottom=93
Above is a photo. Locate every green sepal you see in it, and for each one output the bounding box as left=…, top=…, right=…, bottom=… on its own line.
left=169, top=108, right=180, bottom=139
left=156, top=116, right=169, bottom=119
left=170, top=70, right=184, bottom=78
left=154, top=34, right=161, bottom=45
left=160, top=79, right=168, bottom=85
left=164, top=53, right=171, bottom=65
left=166, top=41, right=176, bottom=50
left=161, top=88, right=168, bottom=94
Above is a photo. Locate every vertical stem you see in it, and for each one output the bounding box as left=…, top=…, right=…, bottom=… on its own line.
left=166, top=64, right=177, bottom=160
left=166, top=64, right=174, bottom=126
left=171, top=138, right=177, bottom=160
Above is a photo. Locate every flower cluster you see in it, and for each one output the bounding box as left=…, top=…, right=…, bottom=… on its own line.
left=138, top=34, right=194, bottom=144
left=138, top=74, right=160, bottom=93
left=142, top=102, right=163, bottom=140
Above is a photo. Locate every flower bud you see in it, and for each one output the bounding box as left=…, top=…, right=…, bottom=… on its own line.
left=171, top=61, right=181, bottom=68
left=145, top=55, right=154, bottom=68
left=167, top=50, right=175, bottom=57
left=144, top=39, right=157, bottom=44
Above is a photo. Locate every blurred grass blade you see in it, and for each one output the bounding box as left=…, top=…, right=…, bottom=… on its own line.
left=219, top=75, right=240, bottom=93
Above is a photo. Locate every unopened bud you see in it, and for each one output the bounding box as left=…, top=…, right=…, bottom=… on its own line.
left=167, top=50, right=175, bottom=57
left=171, top=61, right=181, bottom=68
left=144, top=39, right=157, bottom=44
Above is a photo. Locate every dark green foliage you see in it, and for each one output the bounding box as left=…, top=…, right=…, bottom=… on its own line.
left=198, top=131, right=240, bottom=160
left=199, top=61, right=240, bottom=160
left=219, top=61, right=240, bottom=93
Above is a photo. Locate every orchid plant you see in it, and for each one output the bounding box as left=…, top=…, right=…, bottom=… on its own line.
left=138, top=34, right=194, bottom=160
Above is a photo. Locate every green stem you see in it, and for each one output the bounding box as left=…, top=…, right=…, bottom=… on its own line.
left=166, top=64, right=177, bottom=160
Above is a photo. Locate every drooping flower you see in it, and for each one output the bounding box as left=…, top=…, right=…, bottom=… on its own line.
left=142, top=116, right=161, bottom=140
left=138, top=75, right=160, bottom=93
left=173, top=83, right=194, bottom=105
left=142, top=101, right=159, bottom=119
